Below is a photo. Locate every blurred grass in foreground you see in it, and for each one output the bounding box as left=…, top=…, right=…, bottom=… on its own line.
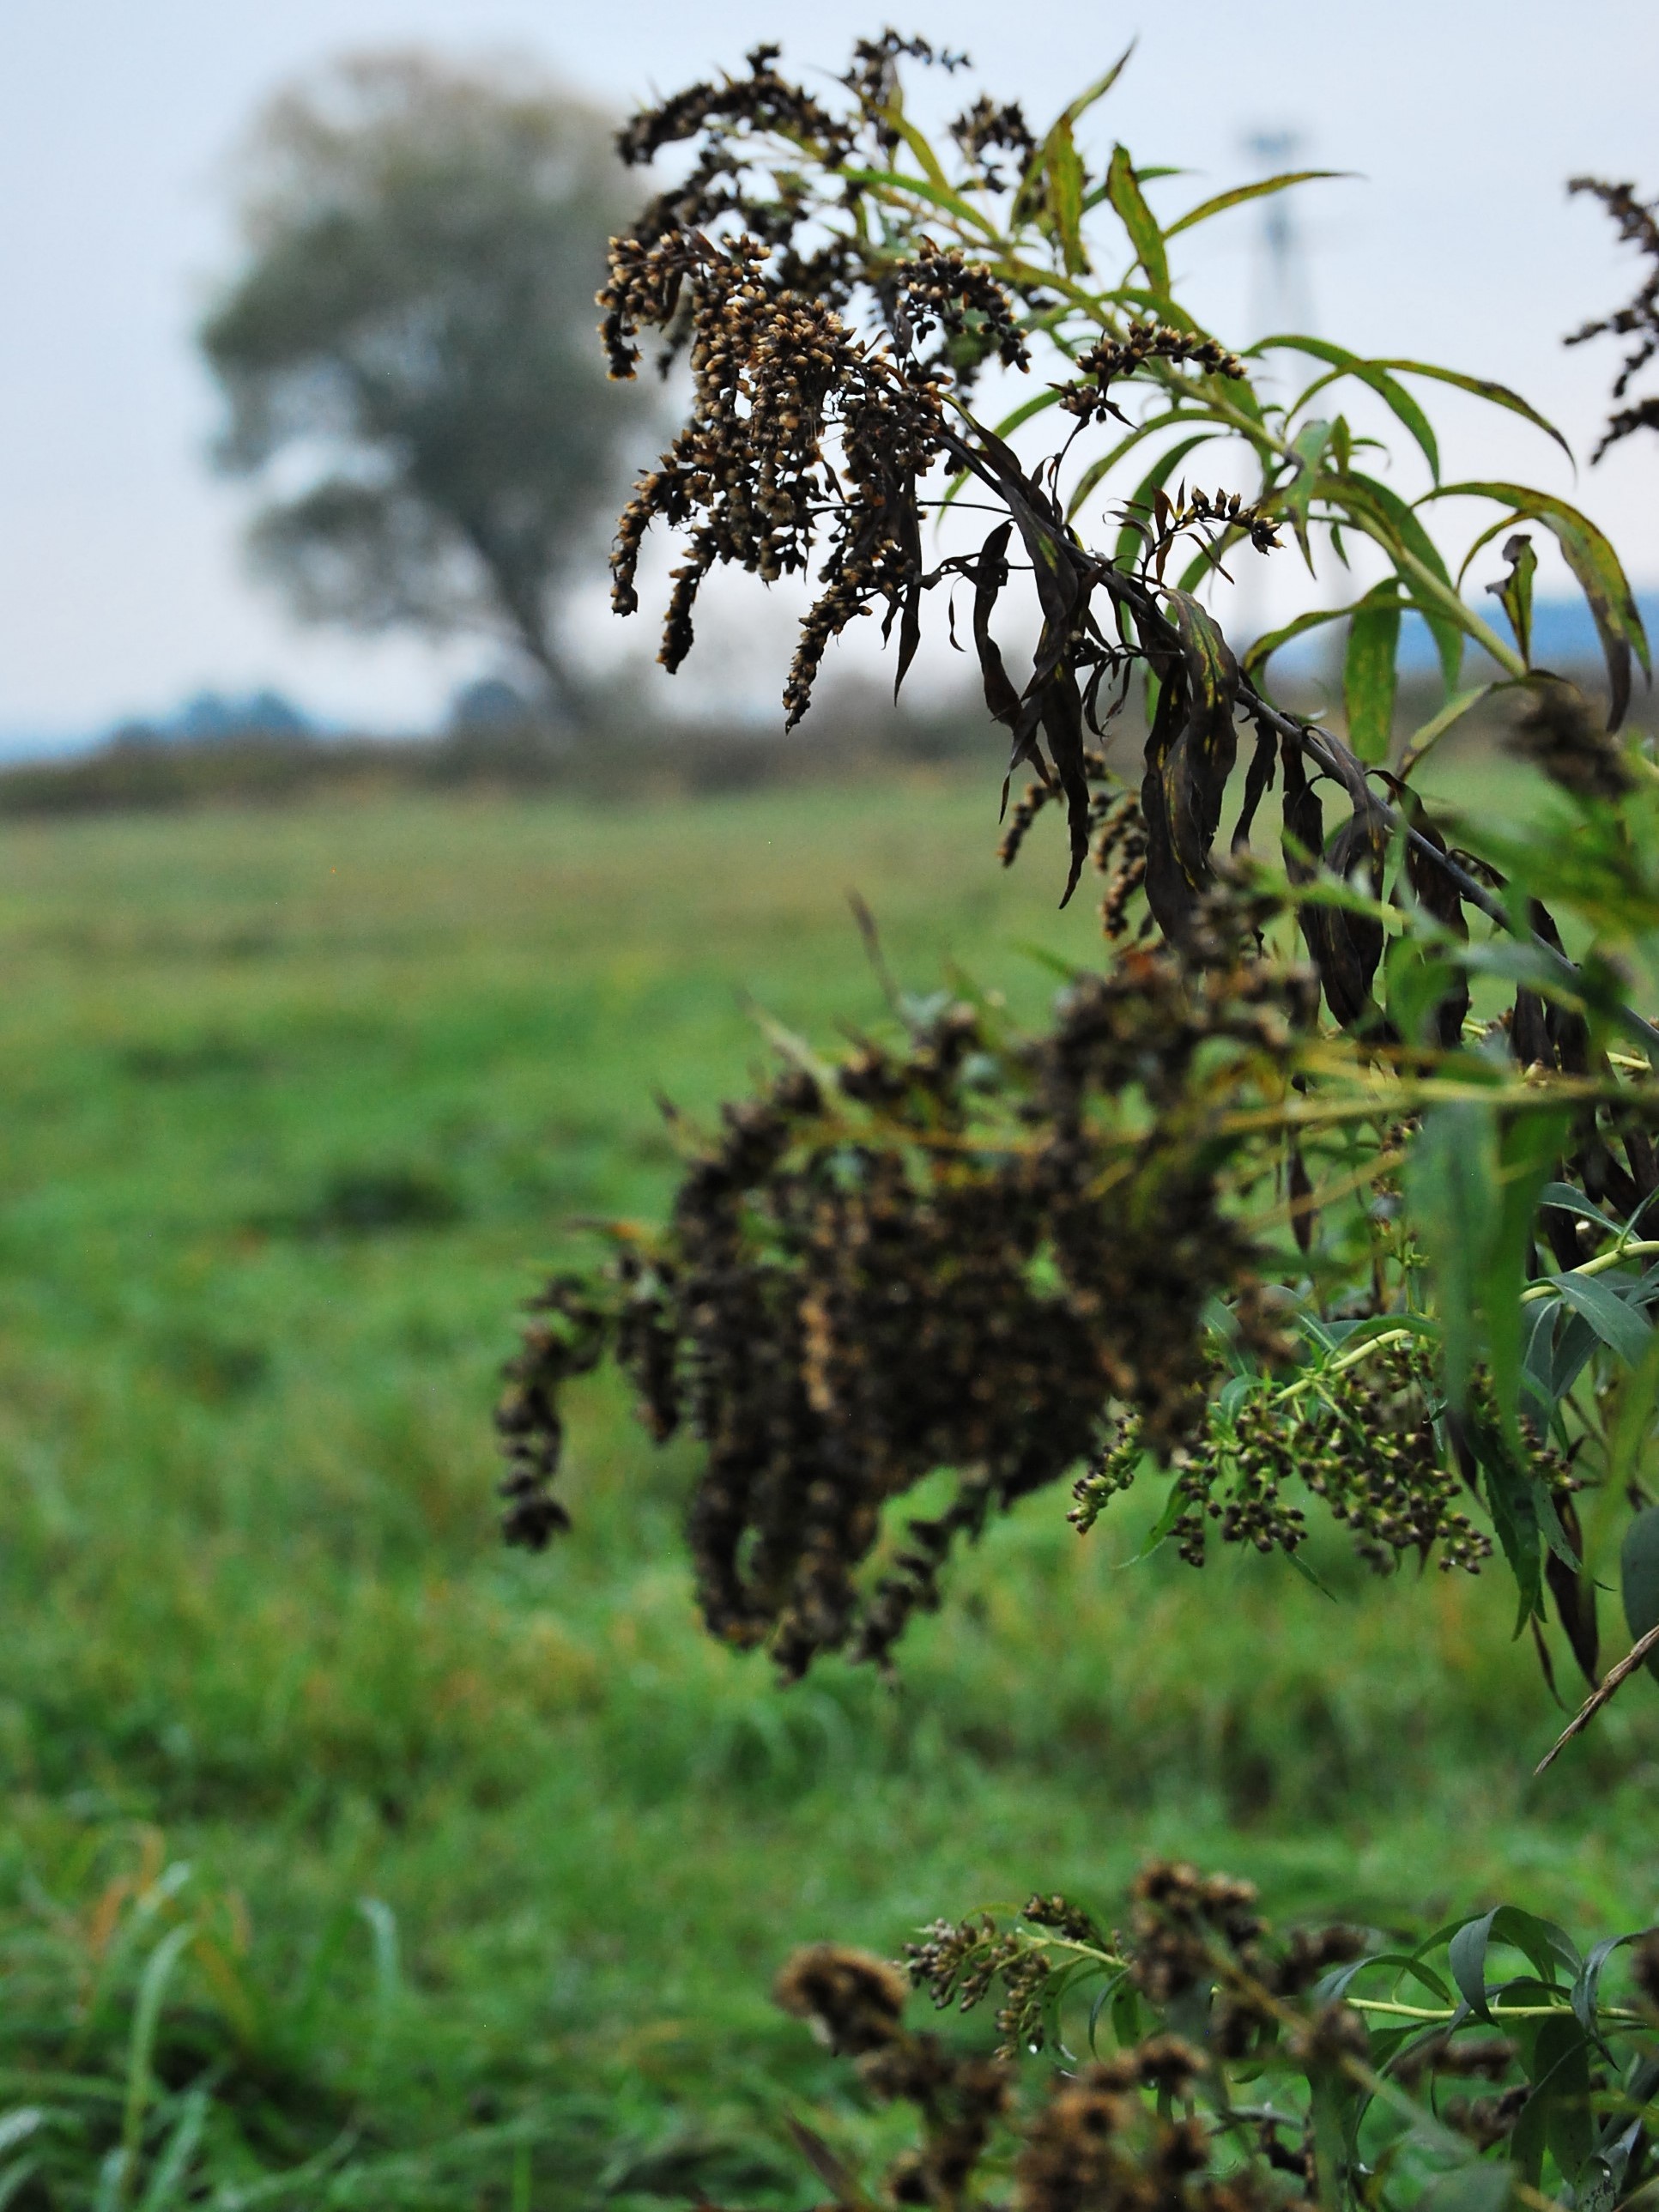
left=0, top=767, right=1653, bottom=2206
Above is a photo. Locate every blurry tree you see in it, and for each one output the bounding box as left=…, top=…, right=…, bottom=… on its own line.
left=201, top=52, right=648, bottom=718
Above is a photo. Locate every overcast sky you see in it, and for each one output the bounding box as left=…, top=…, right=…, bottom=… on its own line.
left=1, top=0, right=1656, bottom=741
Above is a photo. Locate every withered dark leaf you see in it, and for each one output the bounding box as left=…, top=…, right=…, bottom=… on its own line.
left=1402, top=802, right=1470, bottom=1047
left=972, top=521, right=1024, bottom=732
left=1138, top=592, right=1239, bottom=941
left=1231, top=717, right=1278, bottom=854
left=1545, top=1494, right=1601, bottom=1691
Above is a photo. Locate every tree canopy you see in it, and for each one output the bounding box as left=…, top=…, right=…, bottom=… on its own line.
left=201, top=51, right=649, bottom=715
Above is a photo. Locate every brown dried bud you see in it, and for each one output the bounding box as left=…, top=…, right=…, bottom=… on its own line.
left=773, top=1943, right=908, bottom=2054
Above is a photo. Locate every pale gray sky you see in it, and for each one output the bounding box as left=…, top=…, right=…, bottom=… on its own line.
left=1, top=0, right=1656, bottom=739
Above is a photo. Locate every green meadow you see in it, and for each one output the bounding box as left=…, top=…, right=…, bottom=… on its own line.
left=0, top=770, right=1653, bottom=2205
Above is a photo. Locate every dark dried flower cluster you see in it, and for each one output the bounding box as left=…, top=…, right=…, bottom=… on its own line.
left=950, top=94, right=1037, bottom=187
left=1392, top=2033, right=1518, bottom=2091
left=889, top=238, right=1031, bottom=377
left=1567, top=178, right=1659, bottom=460
left=774, top=1939, right=1012, bottom=2209
left=615, top=43, right=851, bottom=179
left=601, top=228, right=951, bottom=718
left=1153, top=486, right=1284, bottom=559
left=1117, top=1892, right=1414, bottom=2088
left=1286, top=1348, right=1491, bottom=1573
left=1014, top=2047, right=1281, bottom=2212
left=1506, top=675, right=1635, bottom=802
left=1071, top=1344, right=1493, bottom=1576
left=1096, top=801, right=1152, bottom=938
left=494, top=1278, right=605, bottom=1550
left=1436, top=2086, right=1533, bottom=2154
left=596, top=38, right=1058, bottom=728
left=773, top=1942, right=909, bottom=2054
left=906, top=1911, right=1029, bottom=2021
left=841, top=29, right=969, bottom=112
left=1128, top=1861, right=1266, bottom=2009
left=499, top=921, right=1311, bottom=1677
left=996, top=761, right=1153, bottom=942
left=612, top=38, right=962, bottom=299
left=905, top=1901, right=1075, bottom=2059
left=1058, top=325, right=1246, bottom=422
left=767, top=1880, right=1336, bottom=2212
left=907, top=1866, right=1362, bottom=2065
left=764, top=1865, right=1658, bottom=2212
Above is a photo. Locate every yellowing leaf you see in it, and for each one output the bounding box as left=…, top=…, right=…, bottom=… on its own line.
left=1105, top=144, right=1169, bottom=296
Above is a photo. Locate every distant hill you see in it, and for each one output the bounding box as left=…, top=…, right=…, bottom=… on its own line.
left=106, top=688, right=317, bottom=748
left=1396, top=591, right=1658, bottom=680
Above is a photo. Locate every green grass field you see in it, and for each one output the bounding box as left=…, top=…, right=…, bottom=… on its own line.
left=0, top=772, right=1654, bottom=2207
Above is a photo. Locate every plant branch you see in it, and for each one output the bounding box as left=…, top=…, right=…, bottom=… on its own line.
left=1535, top=1618, right=1659, bottom=1773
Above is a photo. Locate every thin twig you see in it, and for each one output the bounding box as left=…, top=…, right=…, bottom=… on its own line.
left=1535, top=1620, right=1659, bottom=1773
left=846, top=888, right=903, bottom=1019
left=1346, top=1996, right=1647, bottom=2025
left=1520, top=1239, right=1659, bottom=1304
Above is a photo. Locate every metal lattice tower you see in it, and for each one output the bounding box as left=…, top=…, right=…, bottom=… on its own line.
left=1244, top=129, right=1315, bottom=340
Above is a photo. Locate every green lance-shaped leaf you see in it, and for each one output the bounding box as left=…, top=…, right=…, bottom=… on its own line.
left=1571, top=1929, right=1642, bottom=2038
left=1262, top=336, right=1444, bottom=482
left=1041, top=118, right=1088, bottom=275
left=1525, top=2014, right=1596, bottom=2191
left=1329, top=471, right=1466, bottom=693
left=1282, top=417, right=1335, bottom=565
left=841, top=165, right=999, bottom=233
left=1105, top=143, right=1170, bottom=296
left=1552, top=1270, right=1654, bottom=1368
left=1608, top=1328, right=1659, bottom=1494
left=1344, top=581, right=1402, bottom=764
left=1166, top=169, right=1347, bottom=239
left=1406, top=1101, right=1569, bottom=1438
left=1436, top=483, right=1651, bottom=730
left=1620, top=1506, right=1659, bottom=1685
left=1487, top=533, right=1537, bottom=665
left=1489, top=1112, right=1575, bottom=1448
left=880, top=106, right=952, bottom=195
left=1372, top=358, right=1571, bottom=462
left=1448, top=1904, right=1581, bottom=2022
left=1242, top=603, right=1347, bottom=693
left=1051, top=45, right=1136, bottom=133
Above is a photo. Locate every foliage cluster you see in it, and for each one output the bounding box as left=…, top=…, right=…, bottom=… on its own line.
left=761, top=1866, right=1659, bottom=2212
left=491, top=31, right=1659, bottom=2209
left=507, top=28, right=1659, bottom=1701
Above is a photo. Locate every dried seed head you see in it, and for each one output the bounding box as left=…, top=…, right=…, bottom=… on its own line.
left=500, top=940, right=1311, bottom=1676
left=773, top=1942, right=908, bottom=2054
left=1505, top=676, right=1633, bottom=801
